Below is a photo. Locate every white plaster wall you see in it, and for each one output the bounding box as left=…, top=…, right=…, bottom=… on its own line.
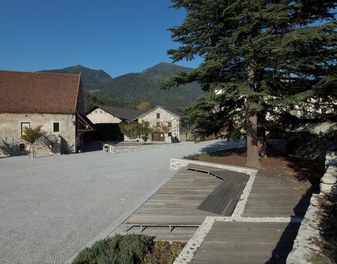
left=86, top=108, right=122, bottom=124
left=0, top=113, right=77, bottom=153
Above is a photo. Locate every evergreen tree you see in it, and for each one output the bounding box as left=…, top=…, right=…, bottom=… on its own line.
left=164, top=0, right=337, bottom=168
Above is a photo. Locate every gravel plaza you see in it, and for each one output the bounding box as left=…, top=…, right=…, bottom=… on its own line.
left=0, top=139, right=243, bottom=264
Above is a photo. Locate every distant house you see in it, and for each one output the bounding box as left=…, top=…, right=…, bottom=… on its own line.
left=0, top=70, right=94, bottom=155
left=86, top=105, right=144, bottom=141
left=137, top=106, right=186, bottom=143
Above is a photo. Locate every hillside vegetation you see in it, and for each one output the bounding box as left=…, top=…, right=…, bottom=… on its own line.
left=43, top=63, right=203, bottom=108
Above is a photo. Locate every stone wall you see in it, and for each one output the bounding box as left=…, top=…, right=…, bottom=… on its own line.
left=287, top=149, right=337, bottom=264
left=320, top=150, right=337, bottom=194
left=0, top=113, right=77, bottom=155
left=138, top=107, right=181, bottom=142
left=103, top=143, right=162, bottom=154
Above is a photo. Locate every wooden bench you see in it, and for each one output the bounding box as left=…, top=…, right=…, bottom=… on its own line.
left=125, top=216, right=202, bottom=232
left=124, top=223, right=200, bottom=233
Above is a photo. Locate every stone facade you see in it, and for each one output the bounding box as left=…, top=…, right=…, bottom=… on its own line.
left=138, top=106, right=182, bottom=143
left=0, top=71, right=90, bottom=156
left=0, top=113, right=78, bottom=155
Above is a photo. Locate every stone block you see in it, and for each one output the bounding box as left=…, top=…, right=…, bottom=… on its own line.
left=321, top=172, right=337, bottom=184
left=320, top=183, right=333, bottom=194
left=327, top=165, right=337, bottom=174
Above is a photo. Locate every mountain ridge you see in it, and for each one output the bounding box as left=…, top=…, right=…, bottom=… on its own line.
left=42, top=62, right=203, bottom=108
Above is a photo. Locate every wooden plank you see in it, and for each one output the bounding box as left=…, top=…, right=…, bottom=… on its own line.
left=243, top=172, right=312, bottom=217
left=197, top=172, right=249, bottom=215
left=190, top=221, right=300, bottom=264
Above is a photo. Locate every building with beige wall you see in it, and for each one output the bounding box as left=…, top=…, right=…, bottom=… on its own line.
left=86, top=105, right=143, bottom=141
left=87, top=105, right=143, bottom=124
left=138, top=106, right=185, bottom=143
left=0, top=70, right=93, bottom=156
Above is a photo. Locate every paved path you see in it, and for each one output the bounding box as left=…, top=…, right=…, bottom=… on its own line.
left=0, top=139, right=243, bottom=264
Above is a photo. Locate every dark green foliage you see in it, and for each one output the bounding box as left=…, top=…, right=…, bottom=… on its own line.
left=71, top=235, right=185, bottom=264
left=84, top=92, right=106, bottom=113
left=142, top=240, right=185, bottom=264
left=22, top=126, right=46, bottom=144
left=43, top=63, right=203, bottom=108
left=71, top=234, right=152, bottom=264
left=164, top=0, right=336, bottom=166
left=119, top=121, right=153, bottom=141
left=166, top=0, right=337, bottom=121
left=41, top=65, right=112, bottom=91
left=96, top=63, right=202, bottom=108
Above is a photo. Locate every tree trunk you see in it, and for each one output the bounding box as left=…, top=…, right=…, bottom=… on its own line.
left=245, top=113, right=261, bottom=168
left=245, top=60, right=262, bottom=168
left=257, top=111, right=267, bottom=158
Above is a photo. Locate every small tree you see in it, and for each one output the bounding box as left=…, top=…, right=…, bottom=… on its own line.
left=22, top=126, right=46, bottom=158
left=137, top=121, right=152, bottom=142
left=119, top=122, right=138, bottom=140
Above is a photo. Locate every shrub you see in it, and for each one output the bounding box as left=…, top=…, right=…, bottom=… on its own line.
left=72, top=234, right=152, bottom=264
left=183, top=153, right=210, bottom=160
left=142, top=240, right=185, bottom=264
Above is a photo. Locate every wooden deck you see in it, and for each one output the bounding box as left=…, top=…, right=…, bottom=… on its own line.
left=111, top=164, right=314, bottom=263
left=197, top=170, right=249, bottom=215
left=243, top=172, right=312, bottom=218
left=113, top=167, right=249, bottom=241
left=190, top=221, right=301, bottom=264
left=188, top=172, right=313, bottom=264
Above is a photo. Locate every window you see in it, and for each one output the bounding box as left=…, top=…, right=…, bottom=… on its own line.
left=156, top=113, right=160, bottom=119
left=156, top=122, right=160, bottom=127
left=21, top=122, right=30, bottom=136
left=168, top=122, right=172, bottom=127
left=19, top=143, right=26, bottom=151
left=53, top=122, right=60, bottom=132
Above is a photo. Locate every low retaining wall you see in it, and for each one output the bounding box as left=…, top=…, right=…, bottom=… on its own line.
left=103, top=144, right=162, bottom=154
left=287, top=149, right=337, bottom=264
left=170, top=158, right=257, bottom=175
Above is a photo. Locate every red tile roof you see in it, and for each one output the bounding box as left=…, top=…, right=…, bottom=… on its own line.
left=0, top=70, right=81, bottom=114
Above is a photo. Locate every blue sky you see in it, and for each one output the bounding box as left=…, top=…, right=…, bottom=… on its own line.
left=0, top=0, right=202, bottom=77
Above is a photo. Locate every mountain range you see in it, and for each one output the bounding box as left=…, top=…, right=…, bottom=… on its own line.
left=43, top=63, right=203, bottom=108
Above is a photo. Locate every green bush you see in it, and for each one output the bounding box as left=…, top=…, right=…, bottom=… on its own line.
left=183, top=153, right=210, bottom=160
left=142, top=241, right=185, bottom=264
left=72, top=234, right=152, bottom=264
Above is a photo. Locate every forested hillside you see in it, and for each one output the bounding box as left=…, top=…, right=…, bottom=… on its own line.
left=43, top=63, right=203, bottom=108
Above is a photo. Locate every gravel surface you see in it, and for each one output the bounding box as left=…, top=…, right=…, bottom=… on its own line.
left=0, top=139, right=244, bottom=264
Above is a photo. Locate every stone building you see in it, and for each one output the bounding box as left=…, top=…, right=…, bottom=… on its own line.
left=138, top=106, right=185, bottom=143
left=86, top=105, right=143, bottom=141
left=0, top=70, right=94, bottom=155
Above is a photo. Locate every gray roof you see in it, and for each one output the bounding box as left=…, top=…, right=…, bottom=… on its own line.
left=159, top=106, right=184, bottom=118
left=95, top=105, right=144, bottom=122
